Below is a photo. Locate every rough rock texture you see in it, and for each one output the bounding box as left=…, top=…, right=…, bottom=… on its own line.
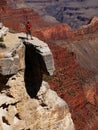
left=0, top=23, right=9, bottom=38
left=34, top=17, right=98, bottom=42
left=36, top=17, right=98, bottom=129
left=0, top=28, right=55, bottom=75
left=45, top=41, right=98, bottom=130
left=34, top=24, right=74, bottom=40
left=75, top=17, right=98, bottom=35
left=0, top=24, right=75, bottom=129
left=67, top=35, right=98, bottom=106
left=0, top=2, right=53, bottom=33
left=18, top=33, right=55, bottom=76
left=0, top=72, right=75, bottom=130
left=0, top=33, right=25, bottom=75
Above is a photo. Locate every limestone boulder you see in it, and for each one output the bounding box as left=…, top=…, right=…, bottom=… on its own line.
left=4, top=72, right=75, bottom=130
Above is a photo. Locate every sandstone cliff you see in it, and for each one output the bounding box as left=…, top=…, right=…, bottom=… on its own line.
left=0, top=25, right=75, bottom=130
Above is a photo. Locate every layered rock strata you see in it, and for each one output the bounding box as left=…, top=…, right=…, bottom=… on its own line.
left=75, top=16, right=98, bottom=35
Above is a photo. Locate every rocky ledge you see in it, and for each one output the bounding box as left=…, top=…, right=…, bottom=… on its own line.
left=0, top=24, right=75, bottom=130
left=0, top=24, right=55, bottom=76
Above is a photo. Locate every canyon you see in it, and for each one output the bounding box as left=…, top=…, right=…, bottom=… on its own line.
left=0, top=0, right=98, bottom=130
left=23, top=0, right=98, bottom=29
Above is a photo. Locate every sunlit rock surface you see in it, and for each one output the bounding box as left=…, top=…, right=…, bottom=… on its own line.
left=0, top=25, right=55, bottom=76
left=0, top=72, right=75, bottom=130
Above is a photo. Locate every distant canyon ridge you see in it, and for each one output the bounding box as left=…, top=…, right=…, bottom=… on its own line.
left=23, top=0, right=98, bottom=29
left=3, top=0, right=98, bottom=29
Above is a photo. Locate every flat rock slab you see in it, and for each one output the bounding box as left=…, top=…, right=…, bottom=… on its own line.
left=18, top=33, right=55, bottom=75
left=0, top=32, right=55, bottom=75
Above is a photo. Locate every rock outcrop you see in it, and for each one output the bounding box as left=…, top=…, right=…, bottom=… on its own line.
left=0, top=72, right=75, bottom=130
left=0, top=25, right=55, bottom=76
left=34, top=24, right=74, bottom=40
left=0, top=24, right=75, bottom=129
left=75, top=16, right=98, bottom=35
left=0, top=24, right=24, bottom=75
left=0, top=23, right=9, bottom=38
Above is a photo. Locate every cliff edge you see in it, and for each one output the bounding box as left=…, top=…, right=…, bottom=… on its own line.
left=0, top=24, right=75, bottom=130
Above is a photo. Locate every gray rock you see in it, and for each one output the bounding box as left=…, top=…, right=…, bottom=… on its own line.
left=0, top=32, right=55, bottom=76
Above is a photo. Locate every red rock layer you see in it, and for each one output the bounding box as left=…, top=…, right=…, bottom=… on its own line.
left=34, top=19, right=98, bottom=129
left=34, top=16, right=98, bottom=127
left=1, top=8, right=49, bottom=32
left=44, top=42, right=98, bottom=130
left=36, top=24, right=74, bottom=40
left=0, top=2, right=98, bottom=129
left=75, top=17, right=98, bottom=36
left=34, top=17, right=98, bottom=41
left=0, top=1, right=52, bottom=32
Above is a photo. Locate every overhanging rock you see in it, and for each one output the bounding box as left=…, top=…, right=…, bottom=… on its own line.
left=0, top=32, right=55, bottom=76
left=18, top=33, right=55, bottom=75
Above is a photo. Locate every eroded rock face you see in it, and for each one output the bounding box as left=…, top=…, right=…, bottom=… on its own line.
left=0, top=32, right=24, bottom=75
left=34, top=24, right=74, bottom=40
left=68, top=36, right=98, bottom=106
left=83, top=76, right=98, bottom=106
left=75, top=17, right=98, bottom=35
left=0, top=72, right=75, bottom=130
left=0, top=28, right=55, bottom=76
left=45, top=39, right=98, bottom=130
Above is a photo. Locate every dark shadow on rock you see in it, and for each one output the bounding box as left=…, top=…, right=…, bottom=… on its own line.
left=0, top=74, right=11, bottom=92
left=23, top=41, right=49, bottom=98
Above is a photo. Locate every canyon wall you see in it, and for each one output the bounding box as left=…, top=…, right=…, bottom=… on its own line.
left=0, top=0, right=52, bottom=32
